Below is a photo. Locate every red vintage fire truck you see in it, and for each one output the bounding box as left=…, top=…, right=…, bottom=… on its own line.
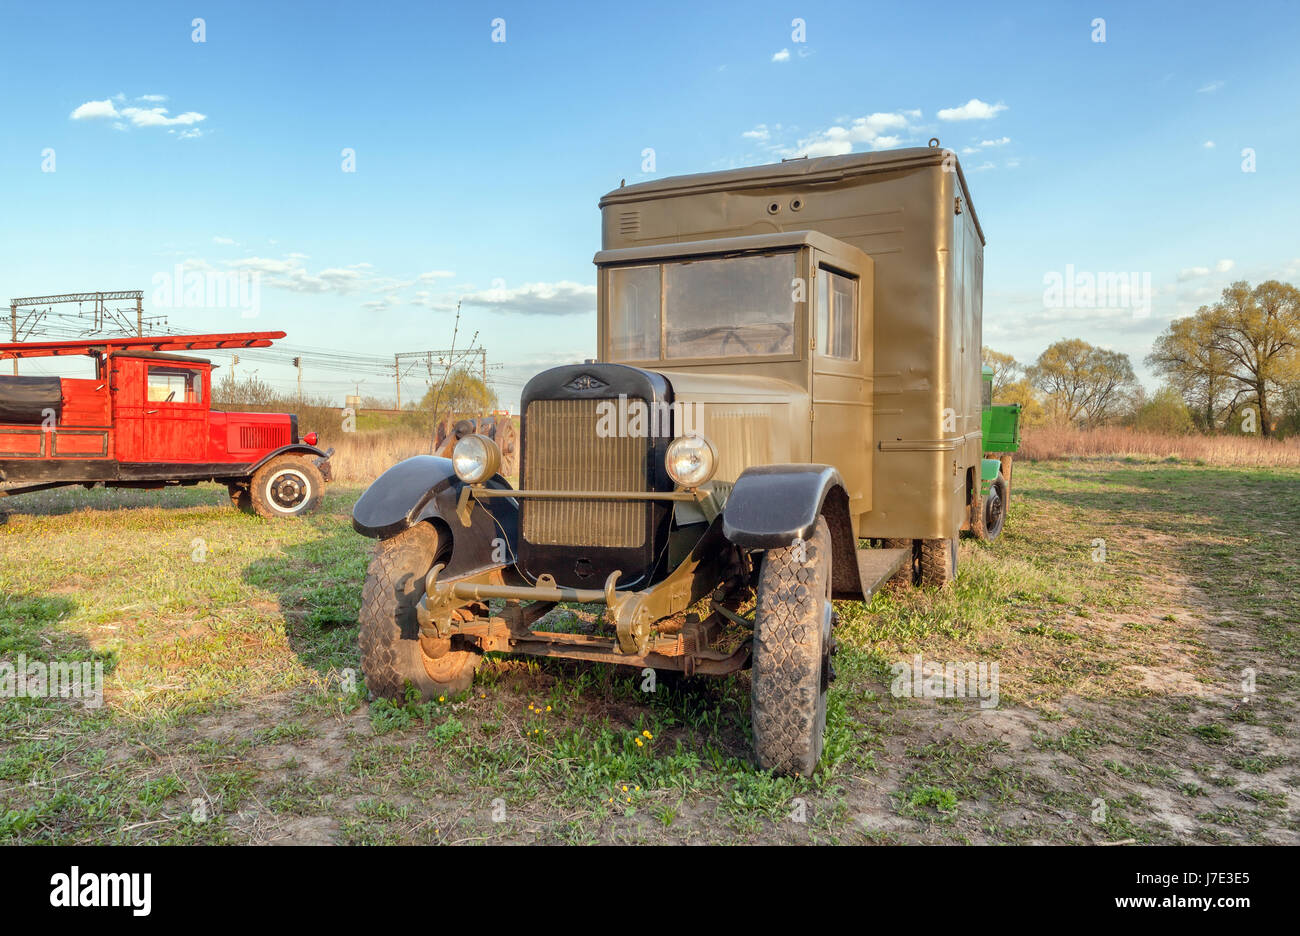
left=0, top=331, right=332, bottom=518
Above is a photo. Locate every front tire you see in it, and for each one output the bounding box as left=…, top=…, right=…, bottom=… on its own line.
left=750, top=516, right=835, bottom=777
left=358, top=522, right=481, bottom=701
left=249, top=455, right=324, bottom=519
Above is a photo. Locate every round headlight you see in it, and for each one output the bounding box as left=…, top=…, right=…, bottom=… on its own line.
left=452, top=434, right=502, bottom=484
left=665, top=434, right=717, bottom=488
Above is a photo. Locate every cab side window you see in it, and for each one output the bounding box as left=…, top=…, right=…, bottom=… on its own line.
left=147, top=367, right=202, bottom=404
left=816, top=266, right=858, bottom=360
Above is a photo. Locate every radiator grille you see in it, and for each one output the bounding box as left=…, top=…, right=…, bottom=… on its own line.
left=522, top=398, right=647, bottom=548
left=239, top=425, right=289, bottom=451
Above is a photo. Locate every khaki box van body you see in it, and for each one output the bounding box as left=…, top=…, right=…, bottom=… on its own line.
left=597, top=147, right=986, bottom=540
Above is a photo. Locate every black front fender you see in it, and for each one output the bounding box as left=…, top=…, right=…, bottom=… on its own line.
left=351, top=455, right=519, bottom=579
left=721, top=464, right=845, bottom=550
left=722, top=463, right=867, bottom=600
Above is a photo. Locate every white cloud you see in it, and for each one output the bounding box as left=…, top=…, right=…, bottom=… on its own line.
left=460, top=281, right=596, bottom=316
left=170, top=128, right=204, bottom=140
left=418, top=270, right=456, bottom=281
left=212, top=236, right=237, bottom=246
left=228, top=256, right=368, bottom=295
left=772, top=49, right=790, bottom=62
left=1175, top=260, right=1234, bottom=284
left=1202, top=140, right=1215, bottom=149
left=937, top=98, right=1007, bottom=121
left=781, top=112, right=915, bottom=158
left=70, top=95, right=206, bottom=132
left=1197, top=80, right=1224, bottom=93
left=962, top=136, right=1011, bottom=154
left=122, top=106, right=205, bottom=128
left=70, top=99, right=119, bottom=120
left=742, top=124, right=771, bottom=142
left=137, top=94, right=168, bottom=103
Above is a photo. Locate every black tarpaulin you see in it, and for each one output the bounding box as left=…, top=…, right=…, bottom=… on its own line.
left=0, top=376, right=63, bottom=425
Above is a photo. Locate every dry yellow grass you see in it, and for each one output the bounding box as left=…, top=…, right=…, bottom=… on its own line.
left=325, top=429, right=434, bottom=483
left=328, top=423, right=1300, bottom=483
left=1019, top=425, right=1300, bottom=467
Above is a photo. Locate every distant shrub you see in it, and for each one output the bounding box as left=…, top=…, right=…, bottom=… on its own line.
left=1133, top=388, right=1194, bottom=435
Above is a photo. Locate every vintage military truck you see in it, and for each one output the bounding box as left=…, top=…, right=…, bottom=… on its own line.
left=353, top=144, right=990, bottom=775
left=972, top=364, right=1020, bottom=541
left=0, top=332, right=332, bottom=518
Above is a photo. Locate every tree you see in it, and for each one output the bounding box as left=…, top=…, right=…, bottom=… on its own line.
left=1027, top=338, right=1137, bottom=426
left=1146, top=312, right=1232, bottom=430
left=213, top=372, right=277, bottom=406
left=981, top=347, right=1021, bottom=399
left=999, top=377, right=1046, bottom=426
left=418, top=367, right=497, bottom=422
left=1202, top=280, right=1300, bottom=437
left=1133, top=386, right=1195, bottom=435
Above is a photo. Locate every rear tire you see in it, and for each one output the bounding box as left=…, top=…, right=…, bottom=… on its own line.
left=750, top=517, right=835, bottom=777
left=882, top=538, right=915, bottom=589
left=981, top=475, right=1008, bottom=542
left=249, top=455, right=324, bottom=519
left=359, top=522, right=481, bottom=701
left=227, top=483, right=253, bottom=514
left=919, top=538, right=957, bottom=587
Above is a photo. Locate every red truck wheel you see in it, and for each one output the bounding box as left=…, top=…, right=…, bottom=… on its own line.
left=249, top=455, right=324, bottom=519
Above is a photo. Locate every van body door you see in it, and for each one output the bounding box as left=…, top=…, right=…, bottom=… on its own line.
left=810, top=251, right=874, bottom=517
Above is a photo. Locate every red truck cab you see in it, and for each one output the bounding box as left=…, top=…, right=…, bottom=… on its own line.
left=0, top=332, right=331, bottom=518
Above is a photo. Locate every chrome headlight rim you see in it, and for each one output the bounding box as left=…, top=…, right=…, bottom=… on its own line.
left=451, top=433, right=502, bottom=484
left=665, top=433, right=717, bottom=488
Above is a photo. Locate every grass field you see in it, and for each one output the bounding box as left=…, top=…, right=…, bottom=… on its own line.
left=1, top=459, right=1296, bottom=845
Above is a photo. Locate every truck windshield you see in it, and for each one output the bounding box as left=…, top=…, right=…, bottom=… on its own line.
left=608, top=251, right=797, bottom=361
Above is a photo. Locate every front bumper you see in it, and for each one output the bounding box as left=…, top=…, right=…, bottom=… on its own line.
left=418, top=487, right=744, bottom=668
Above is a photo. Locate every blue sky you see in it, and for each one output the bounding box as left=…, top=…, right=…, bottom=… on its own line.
left=2, top=0, right=1298, bottom=407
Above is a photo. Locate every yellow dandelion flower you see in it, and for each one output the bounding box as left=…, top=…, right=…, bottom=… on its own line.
left=546, top=705, right=552, bottom=712
left=642, top=730, right=652, bottom=739
left=636, top=738, right=644, bottom=747
left=438, top=696, right=445, bottom=702
left=622, top=785, right=628, bottom=792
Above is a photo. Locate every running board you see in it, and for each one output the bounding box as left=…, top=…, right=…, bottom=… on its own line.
left=853, top=547, right=910, bottom=598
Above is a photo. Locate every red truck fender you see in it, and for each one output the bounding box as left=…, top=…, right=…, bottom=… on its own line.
left=248, top=444, right=333, bottom=481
